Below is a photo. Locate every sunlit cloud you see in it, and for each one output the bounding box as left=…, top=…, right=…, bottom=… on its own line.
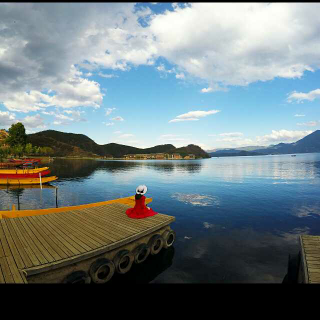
left=112, top=116, right=124, bottom=121
left=169, top=110, right=220, bottom=123
left=287, top=88, right=320, bottom=103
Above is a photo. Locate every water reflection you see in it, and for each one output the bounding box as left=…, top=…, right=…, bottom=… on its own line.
left=171, top=193, right=220, bottom=207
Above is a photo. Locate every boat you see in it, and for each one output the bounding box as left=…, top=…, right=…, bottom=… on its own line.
left=291, top=155, right=296, bottom=157
left=0, top=167, right=49, bottom=175
left=0, top=162, right=22, bottom=168
left=9, top=158, right=41, bottom=163
left=0, top=176, right=58, bottom=185
left=0, top=169, right=51, bottom=179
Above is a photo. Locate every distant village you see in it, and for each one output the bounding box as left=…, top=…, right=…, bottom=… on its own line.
left=122, top=153, right=196, bottom=160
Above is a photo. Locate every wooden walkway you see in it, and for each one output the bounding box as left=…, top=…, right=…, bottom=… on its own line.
left=0, top=202, right=175, bottom=283
left=299, top=235, right=320, bottom=283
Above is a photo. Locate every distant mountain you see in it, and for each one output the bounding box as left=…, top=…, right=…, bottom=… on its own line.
left=27, top=130, right=210, bottom=158
left=210, top=150, right=264, bottom=157
left=208, top=130, right=320, bottom=157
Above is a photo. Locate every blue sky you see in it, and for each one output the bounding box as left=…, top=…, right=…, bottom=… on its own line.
left=0, top=3, right=320, bottom=151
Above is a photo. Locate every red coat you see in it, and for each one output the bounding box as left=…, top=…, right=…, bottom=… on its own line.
left=126, top=195, right=158, bottom=219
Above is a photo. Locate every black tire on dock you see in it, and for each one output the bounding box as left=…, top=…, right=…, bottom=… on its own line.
left=162, top=230, right=176, bottom=249
left=133, top=244, right=150, bottom=264
left=89, top=258, right=115, bottom=284
left=63, top=271, right=92, bottom=284
left=148, top=234, right=164, bottom=255
left=113, top=250, right=134, bottom=274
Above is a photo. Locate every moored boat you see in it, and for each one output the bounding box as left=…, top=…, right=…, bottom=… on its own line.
left=0, top=162, right=22, bottom=168
left=0, top=167, right=49, bottom=175
left=0, top=169, right=51, bottom=179
left=0, top=176, right=58, bottom=185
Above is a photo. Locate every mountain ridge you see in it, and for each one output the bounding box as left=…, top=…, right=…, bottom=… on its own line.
left=26, top=130, right=210, bottom=158
left=208, top=130, right=320, bottom=157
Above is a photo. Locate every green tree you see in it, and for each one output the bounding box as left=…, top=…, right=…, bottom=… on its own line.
left=12, top=144, right=24, bottom=157
left=6, top=122, right=27, bottom=147
left=25, top=143, right=33, bottom=156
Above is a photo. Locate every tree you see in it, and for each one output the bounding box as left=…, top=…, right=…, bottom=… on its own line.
left=25, top=143, right=34, bottom=156
left=6, top=122, right=27, bottom=147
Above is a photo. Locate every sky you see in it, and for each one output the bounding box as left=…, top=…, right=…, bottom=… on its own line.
left=1, top=2, right=320, bottom=151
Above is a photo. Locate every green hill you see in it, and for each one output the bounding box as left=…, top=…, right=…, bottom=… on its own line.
left=27, top=130, right=210, bottom=158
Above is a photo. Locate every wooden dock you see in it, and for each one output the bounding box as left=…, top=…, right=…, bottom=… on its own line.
left=298, top=235, right=320, bottom=283
left=0, top=198, right=175, bottom=283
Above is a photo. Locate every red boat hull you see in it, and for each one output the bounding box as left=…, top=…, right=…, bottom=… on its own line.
left=0, top=169, right=51, bottom=179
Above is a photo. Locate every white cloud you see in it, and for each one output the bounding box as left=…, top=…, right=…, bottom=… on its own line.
left=104, top=122, right=114, bottom=126
left=19, top=114, right=46, bottom=129
left=297, top=121, right=318, bottom=127
left=176, top=73, right=185, bottom=79
left=113, top=131, right=122, bottom=134
left=294, top=114, right=305, bottom=117
left=201, top=87, right=214, bottom=93
left=112, top=116, right=124, bottom=121
left=98, top=73, right=119, bottom=78
left=106, top=107, right=116, bottom=116
left=169, top=110, right=220, bottom=123
left=149, top=3, right=320, bottom=87
left=0, top=3, right=156, bottom=114
left=169, top=118, right=199, bottom=123
left=287, top=89, right=320, bottom=103
left=256, top=129, right=313, bottom=144
left=0, top=111, right=17, bottom=127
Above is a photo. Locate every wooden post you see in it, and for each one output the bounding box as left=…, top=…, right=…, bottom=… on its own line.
left=39, top=172, right=42, bottom=190
left=55, top=187, right=58, bottom=208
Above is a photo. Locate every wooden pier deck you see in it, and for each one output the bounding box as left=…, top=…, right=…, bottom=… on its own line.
left=298, top=235, right=320, bottom=283
left=0, top=199, right=175, bottom=283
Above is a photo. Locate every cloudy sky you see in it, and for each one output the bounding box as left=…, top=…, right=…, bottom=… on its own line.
left=1, top=2, right=320, bottom=150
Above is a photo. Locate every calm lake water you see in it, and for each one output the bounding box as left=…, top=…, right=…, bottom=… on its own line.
left=1, top=153, right=320, bottom=283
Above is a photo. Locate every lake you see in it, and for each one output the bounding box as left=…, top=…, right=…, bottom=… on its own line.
left=1, top=153, right=320, bottom=283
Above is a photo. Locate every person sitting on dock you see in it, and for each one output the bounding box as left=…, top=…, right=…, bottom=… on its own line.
left=126, top=185, right=158, bottom=219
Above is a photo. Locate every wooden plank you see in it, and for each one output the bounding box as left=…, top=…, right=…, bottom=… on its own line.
left=14, top=218, right=48, bottom=265
left=0, top=256, right=14, bottom=283
left=46, top=212, right=96, bottom=251
left=299, top=235, right=309, bottom=283
left=0, top=262, right=5, bottom=283
left=73, top=208, right=137, bottom=239
left=0, top=222, right=12, bottom=258
left=0, top=220, right=25, bottom=269
left=6, top=255, right=26, bottom=283
left=41, top=214, right=91, bottom=253
left=22, top=216, right=62, bottom=261
left=25, top=220, right=174, bottom=277
left=77, top=212, right=136, bottom=239
left=61, top=211, right=118, bottom=243
left=8, top=218, right=41, bottom=267
left=2, top=219, right=33, bottom=268
left=28, top=216, right=71, bottom=259
left=0, top=233, right=5, bottom=258
left=84, top=207, right=144, bottom=234
left=17, top=217, right=55, bottom=263
left=51, top=212, right=105, bottom=248
left=37, top=214, right=83, bottom=256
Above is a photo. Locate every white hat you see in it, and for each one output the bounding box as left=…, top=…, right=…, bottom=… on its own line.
left=136, top=185, right=147, bottom=195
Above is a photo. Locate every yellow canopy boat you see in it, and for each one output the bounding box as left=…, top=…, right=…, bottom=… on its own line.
left=0, top=167, right=49, bottom=174
left=0, top=176, right=58, bottom=185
